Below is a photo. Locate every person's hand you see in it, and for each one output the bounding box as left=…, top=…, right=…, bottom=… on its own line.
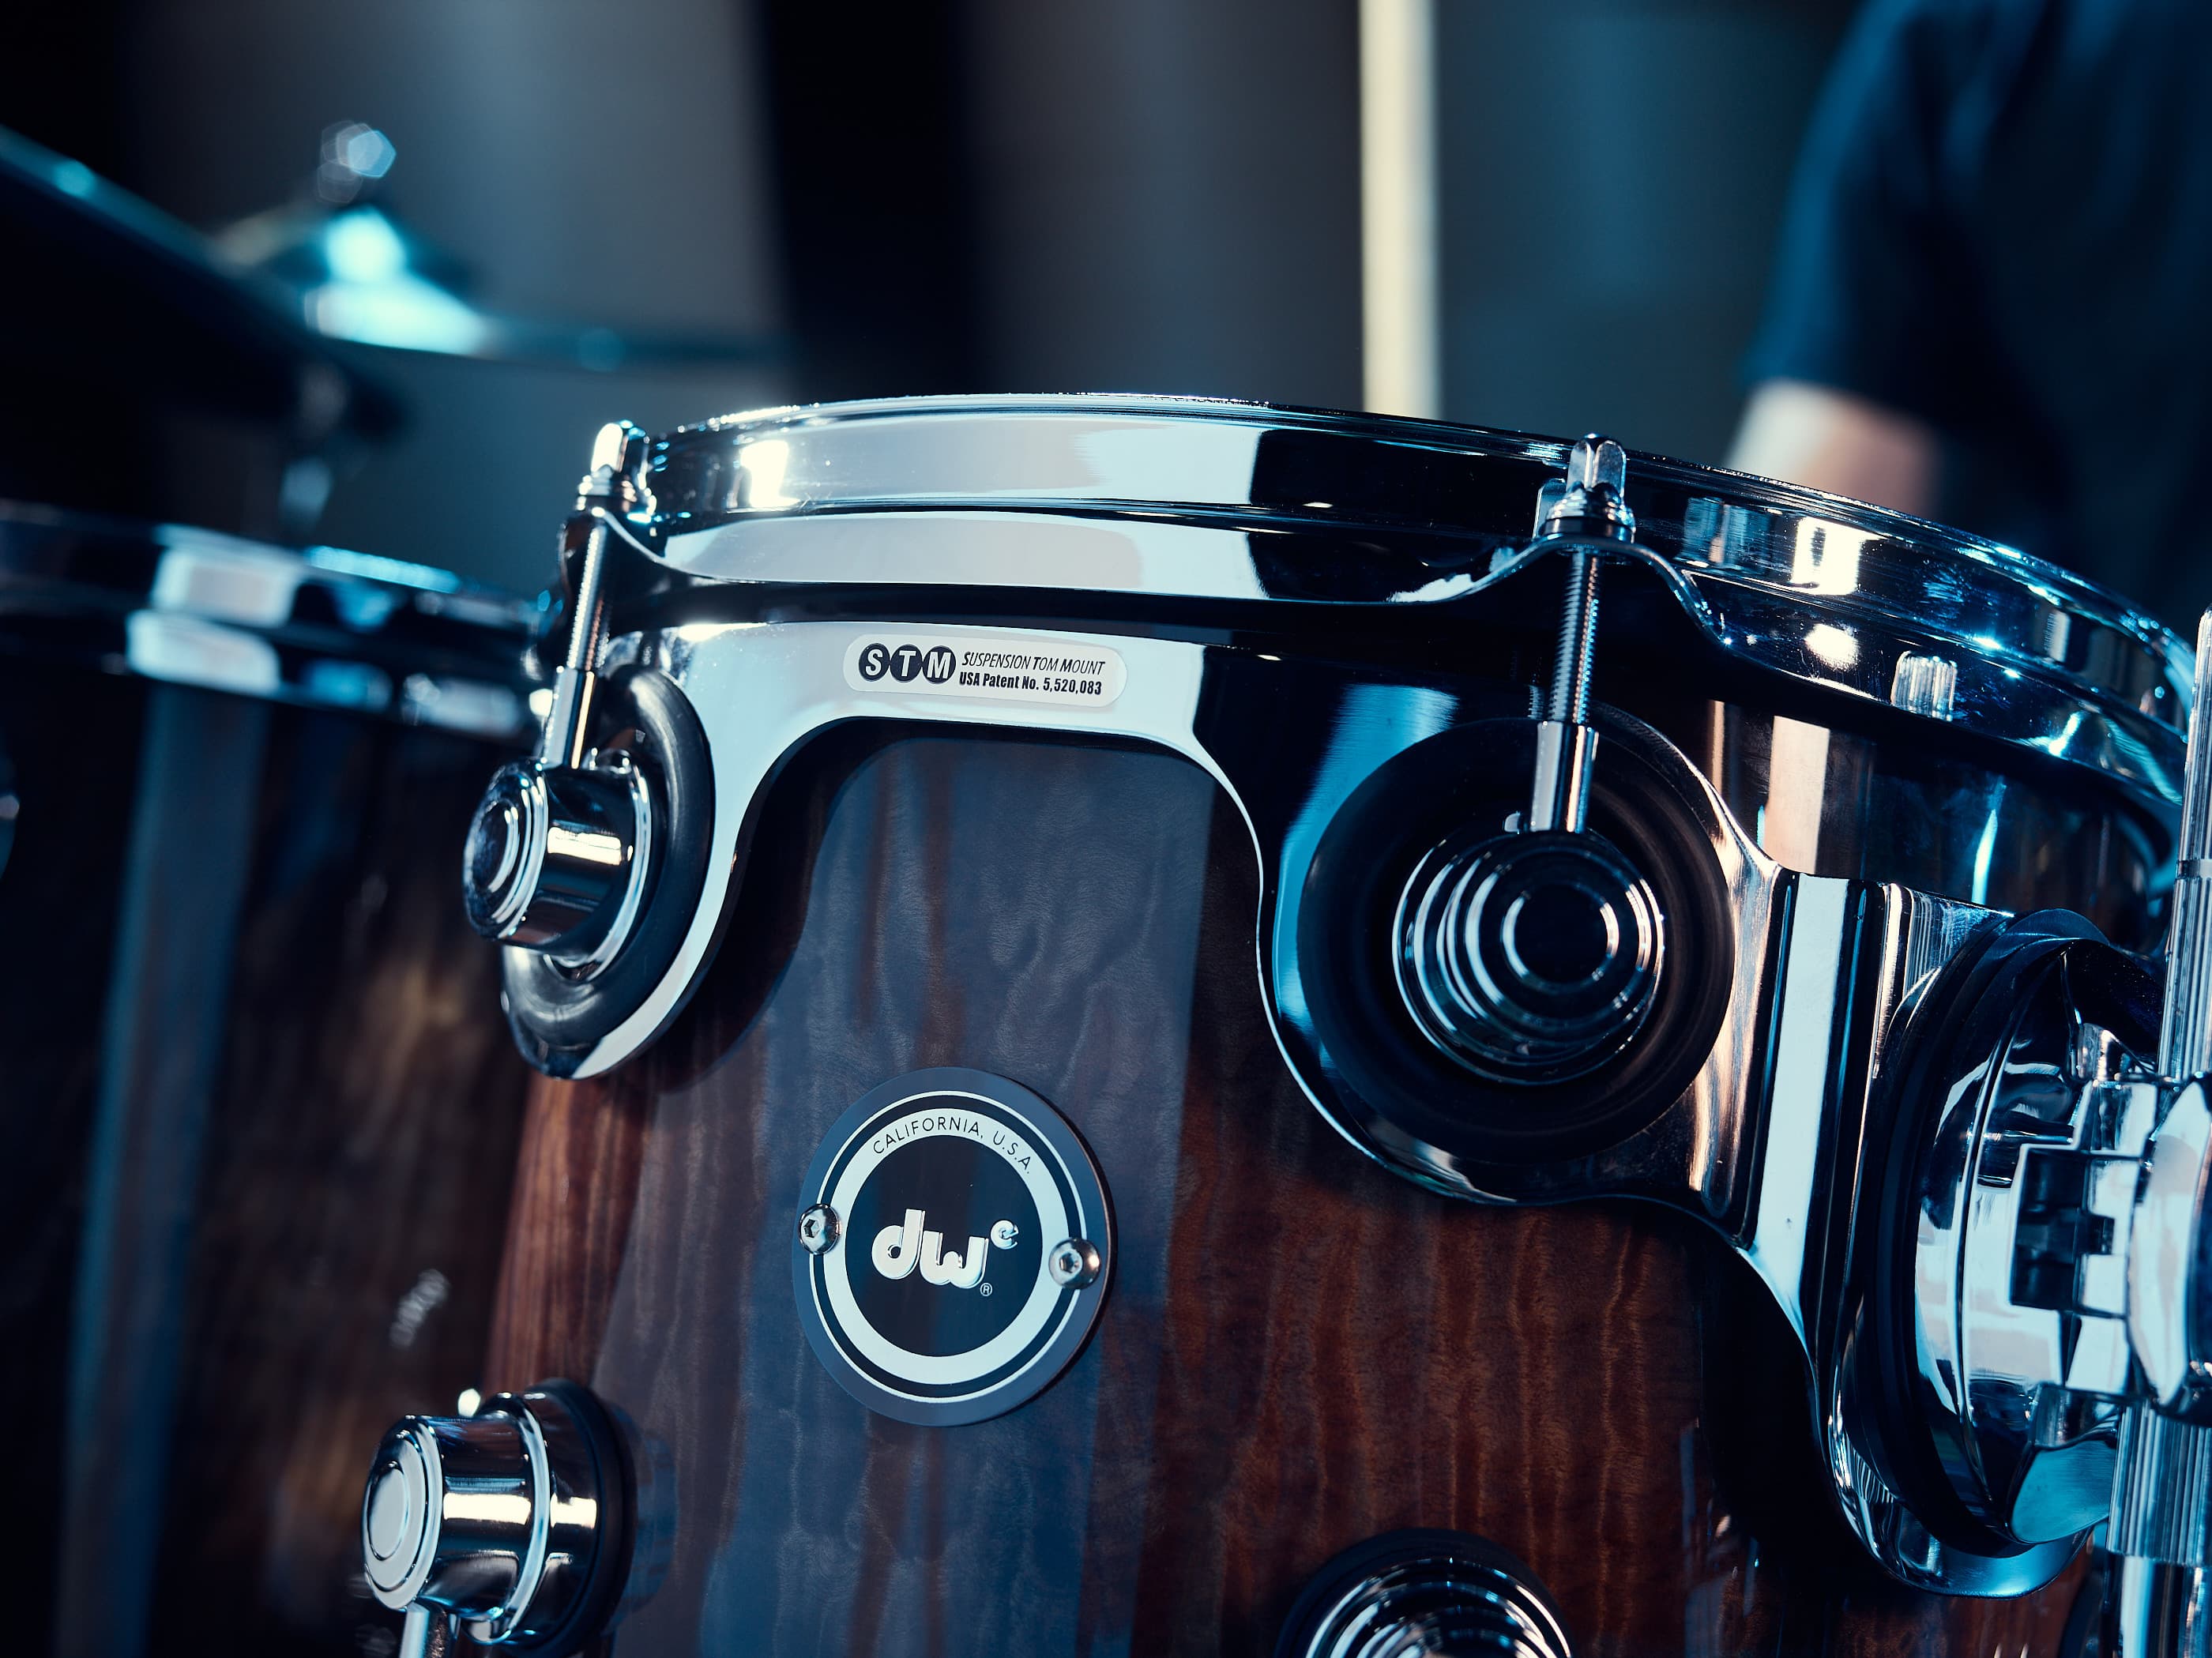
left=1729, top=378, right=1939, bottom=517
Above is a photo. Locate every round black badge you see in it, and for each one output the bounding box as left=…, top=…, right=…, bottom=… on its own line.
left=791, top=1068, right=1113, bottom=1426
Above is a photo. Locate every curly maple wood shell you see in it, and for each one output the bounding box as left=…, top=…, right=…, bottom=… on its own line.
left=487, top=730, right=2094, bottom=1657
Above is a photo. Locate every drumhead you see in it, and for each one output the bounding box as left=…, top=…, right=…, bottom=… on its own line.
left=0, top=501, right=537, bottom=735
left=638, top=393, right=2190, bottom=812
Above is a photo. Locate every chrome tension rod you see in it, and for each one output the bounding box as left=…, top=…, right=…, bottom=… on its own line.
left=2105, top=610, right=2212, bottom=1658
left=537, top=419, right=645, bottom=773
left=1525, top=435, right=1635, bottom=836
left=460, top=419, right=659, bottom=973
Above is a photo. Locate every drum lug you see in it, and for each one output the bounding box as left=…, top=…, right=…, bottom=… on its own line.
left=359, top=1380, right=629, bottom=1656
left=1883, top=946, right=2212, bottom=1559
left=1394, top=827, right=1664, bottom=1084
left=1276, top=1529, right=1574, bottom=1658
left=1394, top=437, right=1670, bottom=1085
left=462, top=423, right=660, bottom=976
left=463, top=746, right=654, bottom=971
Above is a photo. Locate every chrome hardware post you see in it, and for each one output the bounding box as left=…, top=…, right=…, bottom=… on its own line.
left=1528, top=552, right=1597, bottom=835
left=2112, top=1407, right=2212, bottom=1563
left=2102, top=609, right=2212, bottom=1652
left=399, top=1603, right=453, bottom=1658
left=2108, top=1557, right=2212, bottom=1658
left=2161, top=611, right=2212, bottom=1080
left=1390, top=436, right=1667, bottom=1088
left=539, top=420, right=638, bottom=771
left=361, top=1381, right=624, bottom=1655
left=1526, top=436, right=1631, bottom=835
left=462, top=422, right=657, bottom=973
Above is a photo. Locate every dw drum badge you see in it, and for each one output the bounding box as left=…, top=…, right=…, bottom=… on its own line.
left=790, top=1068, right=1113, bottom=1426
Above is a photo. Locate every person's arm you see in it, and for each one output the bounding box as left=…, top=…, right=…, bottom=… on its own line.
left=1729, top=378, right=1939, bottom=517
left=1732, top=0, right=1988, bottom=514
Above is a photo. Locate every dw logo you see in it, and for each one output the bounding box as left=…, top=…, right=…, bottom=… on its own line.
left=856, top=641, right=957, bottom=686
left=871, top=1208, right=1018, bottom=1290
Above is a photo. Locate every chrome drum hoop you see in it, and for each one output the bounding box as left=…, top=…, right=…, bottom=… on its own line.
left=629, top=394, right=2189, bottom=818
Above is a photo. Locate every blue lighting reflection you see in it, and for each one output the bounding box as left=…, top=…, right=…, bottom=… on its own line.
left=1273, top=683, right=1458, bottom=1029
left=306, top=545, right=464, bottom=593
left=1970, top=800, right=2003, bottom=907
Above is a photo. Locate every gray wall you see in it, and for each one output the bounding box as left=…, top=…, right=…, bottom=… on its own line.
left=1436, top=0, right=1856, bottom=461
left=963, top=0, right=1364, bottom=409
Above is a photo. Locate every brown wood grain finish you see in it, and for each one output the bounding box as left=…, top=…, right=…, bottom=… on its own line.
left=1128, top=897, right=1732, bottom=1649
left=487, top=732, right=2098, bottom=1657
left=130, top=711, right=535, bottom=1656
left=486, top=1069, right=654, bottom=1385
left=480, top=727, right=860, bottom=1389
left=0, top=662, right=145, bottom=1658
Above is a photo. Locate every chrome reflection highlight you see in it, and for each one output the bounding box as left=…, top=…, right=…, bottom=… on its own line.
left=465, top=751, right=653, bottom=974
left=645, top=394, right=2189, bottom=814
left=1280, top=1530, right=1574, bottom=1658
left=1397, top=830, right=1661, bottom=1083
left=360, top=1381, right=623, bottom=1657
left=462, top=425, right=657, bottom=979
left=2103, top=610, right=2212, bottom=1610
left=1868, top=605, right=2212, bottom=1637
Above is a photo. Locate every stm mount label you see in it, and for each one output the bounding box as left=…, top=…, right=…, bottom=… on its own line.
left=844, top=635, right=1127, bottom=709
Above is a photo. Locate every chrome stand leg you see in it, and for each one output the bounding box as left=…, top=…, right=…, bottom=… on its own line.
left=2107, top=1559, right=2210, bottom=1658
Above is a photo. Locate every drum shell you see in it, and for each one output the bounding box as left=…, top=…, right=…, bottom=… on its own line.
left=0, top=655, right=532, bottom=1654
left=487, top=725, right=2101, bottom=1656
left=1632, top=681, right=2162, bottom=949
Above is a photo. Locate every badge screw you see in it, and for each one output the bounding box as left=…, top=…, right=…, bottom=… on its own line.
left=1048, top=1239, right=1100, bottom=1288
left=797, top=1204, right=841, bottom=1254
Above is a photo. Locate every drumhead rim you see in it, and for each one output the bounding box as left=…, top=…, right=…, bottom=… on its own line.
left=653, top=390, right=2167, bottom=624
left=0, top=500, right=539, bottom=736
left=630, top=393, right=2191, bottom=811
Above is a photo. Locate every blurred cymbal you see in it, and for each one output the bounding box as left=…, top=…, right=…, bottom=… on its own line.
left=217, top=121, right=788, bottom=371
left=0, top=126, right=402, bottom=439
